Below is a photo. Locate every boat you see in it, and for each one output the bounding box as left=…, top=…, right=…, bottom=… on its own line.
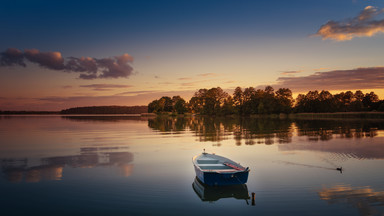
left=192, top=151, right=250, bottom=186
left=192, top=177, right=250, bottom=202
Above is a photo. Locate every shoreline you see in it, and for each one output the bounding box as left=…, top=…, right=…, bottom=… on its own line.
left=1, top=111, right=384, bottom=119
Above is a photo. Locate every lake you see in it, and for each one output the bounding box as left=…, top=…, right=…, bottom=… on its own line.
left=1, top=115, right=384, bottom=216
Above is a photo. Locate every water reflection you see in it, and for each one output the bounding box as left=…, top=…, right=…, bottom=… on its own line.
left=192, top=177, right=250, bottom=203
left=1, top=147, right=134, bottom=183
left=279, top=140, right=384, bottom=160
left=148, top=116, right=293, bottom=144
left=295, top=120, right=383, bottom=141
left=147, top=116, right=384, bottom=145
left=318, top=184, right=384, bottom=216
left=61, top=115, right=147, bottom=122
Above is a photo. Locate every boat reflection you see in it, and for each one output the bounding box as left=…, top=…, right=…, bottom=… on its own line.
left=192, top=177, right=250, bottom=203
left=318, top=184, right=384, bottom=216
left=1, top=148, right=134, bottom=183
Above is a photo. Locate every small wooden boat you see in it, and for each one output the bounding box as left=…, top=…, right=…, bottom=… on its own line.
left=192, top=151, right=250, bottom=186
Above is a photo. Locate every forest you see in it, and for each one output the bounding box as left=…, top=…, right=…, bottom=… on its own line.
left=60, top=106, right=148, bottom=114
left=148, top=86, right=384, bottom=115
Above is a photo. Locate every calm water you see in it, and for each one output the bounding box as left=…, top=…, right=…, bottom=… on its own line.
left=1, top=115, right=384, bottom=216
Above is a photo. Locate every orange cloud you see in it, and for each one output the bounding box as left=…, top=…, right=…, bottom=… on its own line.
left=280, top=70, right=303, bottom=75
left=80, top=84, right=132, bottom=91
left=315, top=6, right=384, bottom=41
left=198, top=73, right=218, bottom=77
left=274, top=67, right=384, bottom=92
left=178, top=77, right=192, bottom=80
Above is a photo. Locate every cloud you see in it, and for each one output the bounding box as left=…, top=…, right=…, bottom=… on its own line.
left=24, top=49, right=65, bottom=70
left=313, top=67, right=330, bottom=72
left=273, top=67, right=384, bottom=91
left=114, top=90, right=159, bottom=96
left=96, top=53, right=134, bottom=79
left=158, top=82, right=174, bottom=85
left=0, top=48, right=134, bottom=79
left=198, top=73, right=218, bottom=77
left=280, top=70, right=302, bottom=75
left=315, top=6, right=384, bottom=41
left=178, top=77, right=192, bottom=80
left=0, top=48, right=26, bottom=67
left=224, top=80, right=235, bottom=84
left=181, top=81, right=202, bottom=87
left=80, top=84, right=133, bottom=91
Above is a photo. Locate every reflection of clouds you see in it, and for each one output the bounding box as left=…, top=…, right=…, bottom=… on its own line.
left=318, top=184, right=384, bottom=216
left=119, top=164, right=134, bottom=177
left=279, top=140, right=384, bottom=160
left=1, top=149, right=134, bottom=183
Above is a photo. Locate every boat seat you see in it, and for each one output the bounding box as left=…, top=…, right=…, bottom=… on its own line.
left=200, top=168, right=238, bottom=172
left=200, top=166, right=236, bottom=170
left=197, top=159, right=219, bottom=164
left=198, top=164, right=226, bottom=166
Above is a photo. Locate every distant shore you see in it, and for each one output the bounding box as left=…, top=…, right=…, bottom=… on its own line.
left=2, top=110, right=384, bottom=120
left=0, top=111, right=60, bottom=115
left=149, top=111, right=384, bottom=119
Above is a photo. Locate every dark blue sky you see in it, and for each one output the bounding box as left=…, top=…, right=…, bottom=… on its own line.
left=2, top=0, right=382, bottom=56
left=1, top=0, right=384, bottom=110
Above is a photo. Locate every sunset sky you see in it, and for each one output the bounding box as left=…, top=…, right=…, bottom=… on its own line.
left=1, top=0, right=384, bottom=111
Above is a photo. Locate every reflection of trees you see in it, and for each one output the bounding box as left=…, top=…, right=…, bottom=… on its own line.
left=1, top=147, right=134, bottom=183
left=148, top=117, right=190, bottom=133
left=295, top=120, right=383, bottom=141
left=147, top=117, right=384, bottom=146
left=148, top=116, right=293, bottom=145
left=318, top=184, right=384, bottom=216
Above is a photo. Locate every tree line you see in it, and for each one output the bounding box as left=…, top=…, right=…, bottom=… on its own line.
left=60, top=106, right=148, bottom=114
left=148, top=86, right=384, bottom=115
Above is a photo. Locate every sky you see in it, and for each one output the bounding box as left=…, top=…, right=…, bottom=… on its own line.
left=1, top=0, right=384, bottom=111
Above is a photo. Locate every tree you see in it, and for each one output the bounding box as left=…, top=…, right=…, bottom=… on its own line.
left=188, top=96, right=202, bottom=113
left=189, top=87, right=229, bottom=115
left=174, top=98, right=187, bottom=114
left=294, top=91, right=321, bottom=113
left=233, top=87, right=244, bottom=106
left=207, top=87, right=229, bottom=114
left=275, top=88, right=293, bottom=113
left=264, top=86, right=275, bottom=96
left=318, top=90, right=336, bottom=112
left=354, top=90, right=364, bottom=101
left=257, top=102, right=265, bottom=114
left=363, top=92, right=379, bottom=110
left=148, top=96, right=187, bottom=113
left=157, top=96, right=173, bottom=112
left=233, top=87, right=244, bottom=114
left=222, top=96, right=235, bottom=115
left=242, top=87, right=256, bottom=115
left=148, top=99, right=159, bottom=113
